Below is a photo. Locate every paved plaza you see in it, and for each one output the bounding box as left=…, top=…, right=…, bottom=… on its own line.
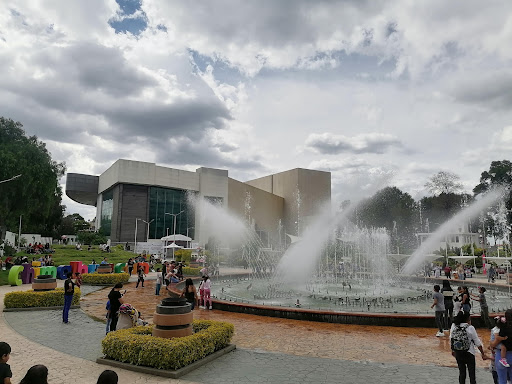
left=0, top=274, right=499, bottom=383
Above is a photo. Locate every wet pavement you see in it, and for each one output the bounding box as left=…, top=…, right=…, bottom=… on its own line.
left=0, top=273, right=501, bottom=383
left=81, top=279, right=492, bottom=368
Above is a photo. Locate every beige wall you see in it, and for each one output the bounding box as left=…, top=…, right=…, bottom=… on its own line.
left=246, top=168, right=331, bottom=236
left=228, top=178, right=284, bottom=238
left=98, top=159, right=200, bottom=193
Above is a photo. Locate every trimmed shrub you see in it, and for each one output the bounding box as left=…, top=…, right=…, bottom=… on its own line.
left=182, top=267, right=200, bottom=276
left=4, top=287, right=81, bottom=308
left=102, top=320, right=234, bottom=370
left=82, top=273, right=130, bottom=285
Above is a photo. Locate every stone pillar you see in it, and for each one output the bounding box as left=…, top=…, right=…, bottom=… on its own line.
left=152, top=297, right=193, bottom=339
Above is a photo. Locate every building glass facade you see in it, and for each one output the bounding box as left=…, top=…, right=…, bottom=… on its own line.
left=148, top=187, right=195, bottom=239
left=101, top=189, right=114, bottom=236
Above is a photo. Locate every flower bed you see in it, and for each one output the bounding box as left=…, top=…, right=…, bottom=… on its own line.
left=182, top=267, right=200, bottom=276
left=82, top=273, right=130, bottom=285
left=4, top=288, right=81, bottom=308
left=101, top=320, right=234, bottom=370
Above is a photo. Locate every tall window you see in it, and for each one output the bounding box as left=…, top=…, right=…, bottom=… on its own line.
left=101, top=189, right=113, bottom=236
left=148, top=187, right=196, bottom=239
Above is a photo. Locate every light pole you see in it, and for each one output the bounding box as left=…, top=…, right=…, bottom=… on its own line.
left=187, top=226, right=194, bottom=248
left=17, top=215, right=22, bottom=251
left=134, top=218, right=143, bottom=254
left=165, top=211, right=184, bottom=258
left=142, top=219, right=154, bottom=242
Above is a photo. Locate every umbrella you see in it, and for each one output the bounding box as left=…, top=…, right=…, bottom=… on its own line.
left=164, top=243, right=183, bottom=249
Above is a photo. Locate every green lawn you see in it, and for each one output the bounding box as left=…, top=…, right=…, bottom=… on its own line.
left=0, top=269, right=9, bottom=286
left=1, top=245, right=169, bottom=286
left=16, top=244, right=136, bottom=266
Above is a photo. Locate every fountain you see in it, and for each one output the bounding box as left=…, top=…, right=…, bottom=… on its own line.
left=191, top=189, right=512, bottom=327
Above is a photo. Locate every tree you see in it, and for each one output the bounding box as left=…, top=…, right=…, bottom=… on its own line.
left=419, top=193, right=474, bottom=233
left=355, top=186, right=418, bottom=253
left=473, top=160, right=512, bottom=242
left=0, top=117, right=66, bottom=237
left=425, top=171, right=464, bottom=196
left=59, top=213, right=89, bottom=235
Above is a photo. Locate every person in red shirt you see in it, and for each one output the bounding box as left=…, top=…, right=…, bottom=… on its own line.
left=444, top=265, right=452, bottom=279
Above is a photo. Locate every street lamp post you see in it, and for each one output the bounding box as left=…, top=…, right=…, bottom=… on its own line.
left=165, top=211, right=184, bottom=258
left=142, top=219, right=154, bottom=242
left=134, top=218, right=143, bottom=255
left=187, top=227, right=194, bottom=248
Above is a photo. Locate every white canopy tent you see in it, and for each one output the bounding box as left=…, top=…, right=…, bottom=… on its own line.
left=422, top=254, right=444, bottom=261
left=448, top=256, right=478, bottom=264
left=163, top=242, right=183, bottom=249
left=161, top=234, right=191, bottom=242
left=483, top=256, right=512, bottom=264
left=163, top=242, right=183, bottom=260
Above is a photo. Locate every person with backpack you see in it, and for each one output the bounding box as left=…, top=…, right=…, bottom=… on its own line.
left=450, top=311, right=487, bottom=384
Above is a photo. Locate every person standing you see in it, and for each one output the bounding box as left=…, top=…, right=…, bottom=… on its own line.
left=450, top=311, right=487, bottom=384
left=135, top=265, right=145, bottom=288
left=442, top=280, right=455, bottom=330
left=431, top=284, right=445, bottom=337
left=461, top=286, right=472, bottom=314
left=108, top=283, right=125, bottom=332
left=127, top=258, right=134, bottom=276
left=155, top=268, right=163, bottom=296
left=471, top=286, right=492, bottom=329
left=202, top=275, right=212, bottom=310
left=489, top=265, right=496, bottom=283
left=180, top=278, right=198, bottom=310
left=63, top=272, right=75, bottom=324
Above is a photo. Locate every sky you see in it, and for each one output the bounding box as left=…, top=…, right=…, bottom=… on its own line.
left=1, top=0, right=512, bottom=221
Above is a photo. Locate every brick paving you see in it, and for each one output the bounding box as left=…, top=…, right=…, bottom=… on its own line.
left=0, top=273, right=500, bottom=383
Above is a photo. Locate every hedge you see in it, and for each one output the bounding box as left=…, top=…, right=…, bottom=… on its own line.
left=182, top=267, right=200, bottom=276
left=4, top=287, right=81, bottom=308
left=102, top=320, right=234, bottom=370
left=82, top=273, right=130, bottom=285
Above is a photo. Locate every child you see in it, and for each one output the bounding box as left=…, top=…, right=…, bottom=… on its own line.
left=97, top=370, right=118, bottom=384
left=74, top=272, right=82, bottom=288
left=0, top=342, right=12, bottom=384
left=135, top=265, right=145, bottom=288
left=492, top=309, right=512, bottom=370
left=155, top=268, right=163, bottom=296
left=20, top=365, right=48, bottom=384
left=490, top=316, right=507, bottom=384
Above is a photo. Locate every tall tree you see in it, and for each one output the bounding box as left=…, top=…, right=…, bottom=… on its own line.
left=419, top=193, right=474, bottom=233
left=473, top=160, right=512, bottom=241
left=425, top=171, right=464, bottom=196
left=355, top=186, right=418, bottom=253
left=0, top=117, right=66, bottom=237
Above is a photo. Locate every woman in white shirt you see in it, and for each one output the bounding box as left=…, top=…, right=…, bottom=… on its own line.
left=449, top=311, right=487, bottom=384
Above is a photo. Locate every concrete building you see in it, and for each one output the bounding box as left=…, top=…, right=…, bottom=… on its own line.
left=66, top=159, right=331, bottom=247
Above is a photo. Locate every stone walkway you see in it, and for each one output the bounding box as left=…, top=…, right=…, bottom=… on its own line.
left=0, top=276, right=497, bottom=383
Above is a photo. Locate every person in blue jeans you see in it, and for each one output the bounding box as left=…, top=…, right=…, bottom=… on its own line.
left=62, top=272, right=75, bottom=323
left=492, top=309, right=512, bottom=383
